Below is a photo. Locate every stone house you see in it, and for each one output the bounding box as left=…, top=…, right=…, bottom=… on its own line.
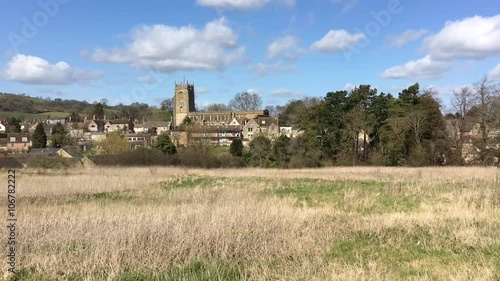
left=104, top=119, right=133, bottom=133
left=87, top=120, right=106, bottom=132
left=242, top=117, right=279, bottom=141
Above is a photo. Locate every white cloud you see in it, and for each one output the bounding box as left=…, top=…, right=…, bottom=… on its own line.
left=423, top=15, right=500, bottom=60
left=91, top=18, right=244, bottom=73
left=388, top=29, right=428, bottom=48
left=381, top=55, right=452, bottom=79
left=253, top=62, right=296, bottom=76
left=332, top=0, right=358, bottom=13
left=136, top=76, right=156, bottom=84
left=2, top=54, right=102, bottom=85
left=310, top=29, right=365, bottom=52
left=197, top=87, right=209, bottom=94
left=196, top=0, right=294, bottom=10
left=267, top=35, right=304, bottom=60
left=271, top=88, right=305, bottom=97
left=488, top=63, right=500, bottom=81
left=246, top=88, right=261, bottom=94
left=342, top=83, right=355, bottom=91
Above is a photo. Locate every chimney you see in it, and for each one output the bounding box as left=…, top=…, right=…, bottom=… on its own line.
left=93, top=115, right=96, bottom=120
left=84, top=116, right=88, bottom=123
left=104, top=115, right=106, bottom=121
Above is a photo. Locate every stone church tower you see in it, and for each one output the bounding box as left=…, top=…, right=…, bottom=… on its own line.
left=173, top=82, right=195, bottom=127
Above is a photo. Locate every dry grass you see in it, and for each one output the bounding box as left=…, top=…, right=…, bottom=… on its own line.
left=0, top=167, right=499, bottom=280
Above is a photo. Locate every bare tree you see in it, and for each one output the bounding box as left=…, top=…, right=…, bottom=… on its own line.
left=407, top=110, right=427, bottom=147
left=451, top=86, right=474, bottom=162
left=205, top=103, right=229, bottom=112
left=473, top=76, right=499, bottom=164
left=160, top=98, right=174, bottom=120
left=228, top=92, right=262, bottom=111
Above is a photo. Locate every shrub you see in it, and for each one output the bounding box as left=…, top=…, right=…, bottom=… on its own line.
left=179, top=144, right=222, bottom=168
left=154, top=134, right=177, bottom=155
left=229, top=138, right=243, bottom=157
left=91, top=148, right=178, bottom=166
left=217, top=152, right=245, bottom=168
left=26, top=155, right=76, bottom=169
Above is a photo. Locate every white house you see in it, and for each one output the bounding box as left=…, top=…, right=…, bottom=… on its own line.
left=0, top=123, right=5, bottom=133
left=133, top=122, right=171, bottom=134
left=46, top=117, right=67, bottom=125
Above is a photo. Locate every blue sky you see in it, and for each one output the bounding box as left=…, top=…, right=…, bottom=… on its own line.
left=1, top=0, right=499, bottom=111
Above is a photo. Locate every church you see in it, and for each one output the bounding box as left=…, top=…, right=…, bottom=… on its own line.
left=172, top=82, right=269, bottom=129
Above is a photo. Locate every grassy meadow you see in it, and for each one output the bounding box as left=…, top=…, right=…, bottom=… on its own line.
left=1, top=167, right=499, bottom=280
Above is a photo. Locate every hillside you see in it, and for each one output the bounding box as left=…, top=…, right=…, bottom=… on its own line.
left=0, top=92, right=170, bottom=122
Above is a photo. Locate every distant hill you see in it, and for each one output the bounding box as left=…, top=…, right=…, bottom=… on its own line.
left=0, top=92, right=170, bottom=122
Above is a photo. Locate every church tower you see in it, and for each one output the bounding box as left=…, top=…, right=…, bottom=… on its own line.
left=173, top=82, right=196, bottom=127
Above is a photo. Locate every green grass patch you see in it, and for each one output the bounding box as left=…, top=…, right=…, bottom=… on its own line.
left=43, top=111, right=70, bottom=117
left=120, top=261, right=245, bottom=281
left=264, top=178, right=420, bottom=213
left=8, top=261, right=245, bottom=281
left=0, top=111, right=47, bottom=120
left=161, top=176, right=222, bottom=191
left=326, top=225, right=500, bottom=279
left=67, top=191, right=134, bottom=204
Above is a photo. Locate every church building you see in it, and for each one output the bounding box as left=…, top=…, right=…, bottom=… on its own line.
left=172, top=82, right=269, bottom=128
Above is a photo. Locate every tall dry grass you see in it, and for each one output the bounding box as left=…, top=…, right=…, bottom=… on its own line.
left=0, top=167, right=499, bottom=280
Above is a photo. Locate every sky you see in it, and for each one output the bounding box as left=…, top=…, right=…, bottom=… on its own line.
left=0, top=0, right=499, bottom=111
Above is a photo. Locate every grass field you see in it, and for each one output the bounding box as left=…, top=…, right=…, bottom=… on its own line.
left=1, top=167, right=499, bottom=280
left=0, top=111, right=48, bottom=121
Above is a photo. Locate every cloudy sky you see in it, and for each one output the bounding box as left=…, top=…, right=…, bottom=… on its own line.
left=1, top=0, right=499, bottom=109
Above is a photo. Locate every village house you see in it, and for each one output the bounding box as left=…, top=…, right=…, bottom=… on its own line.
left=242, top=117, right=279, bottom=141
left=29, top=147, right=75, bottom=158
left=124, top=134, right=148, bottom=149
left=0, top=122, right=5, bottom=133
left=19, top=121, right=32, bottom=132
left=46, top=117, right=67, bottom=125
left=86, top=120, right=106, bottom=132
left=6, top=133, right=31, bottom=153
left=187, top=126, right=242, bottom=146
left=134, top=121, right=171, bottom=134
left=0, top=138, right=7, bottom=152
left=104, top=119, right=133, bottom=133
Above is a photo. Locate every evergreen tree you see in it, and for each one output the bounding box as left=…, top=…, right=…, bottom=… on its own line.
left=273, top=135, right=291, bottom=167
left=32, top=123, right=47, bottom=148
left=229, top=138, right=243, bottom=157
left=51, top=123, right=67, bottom=148
left=90, top=102, right=105, bottom=119
left=154, top=134, right=177, bottom=155
left=7, top=117, right=21, bottom=133
left=247, top=136, right=272, bottom=167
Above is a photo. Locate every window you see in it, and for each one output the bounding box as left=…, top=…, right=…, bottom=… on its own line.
left=9, top=137, right=15, bottom=142
left=22, top=137, right=28, bottom=142
left=248, top=128, right=253, bottom=132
